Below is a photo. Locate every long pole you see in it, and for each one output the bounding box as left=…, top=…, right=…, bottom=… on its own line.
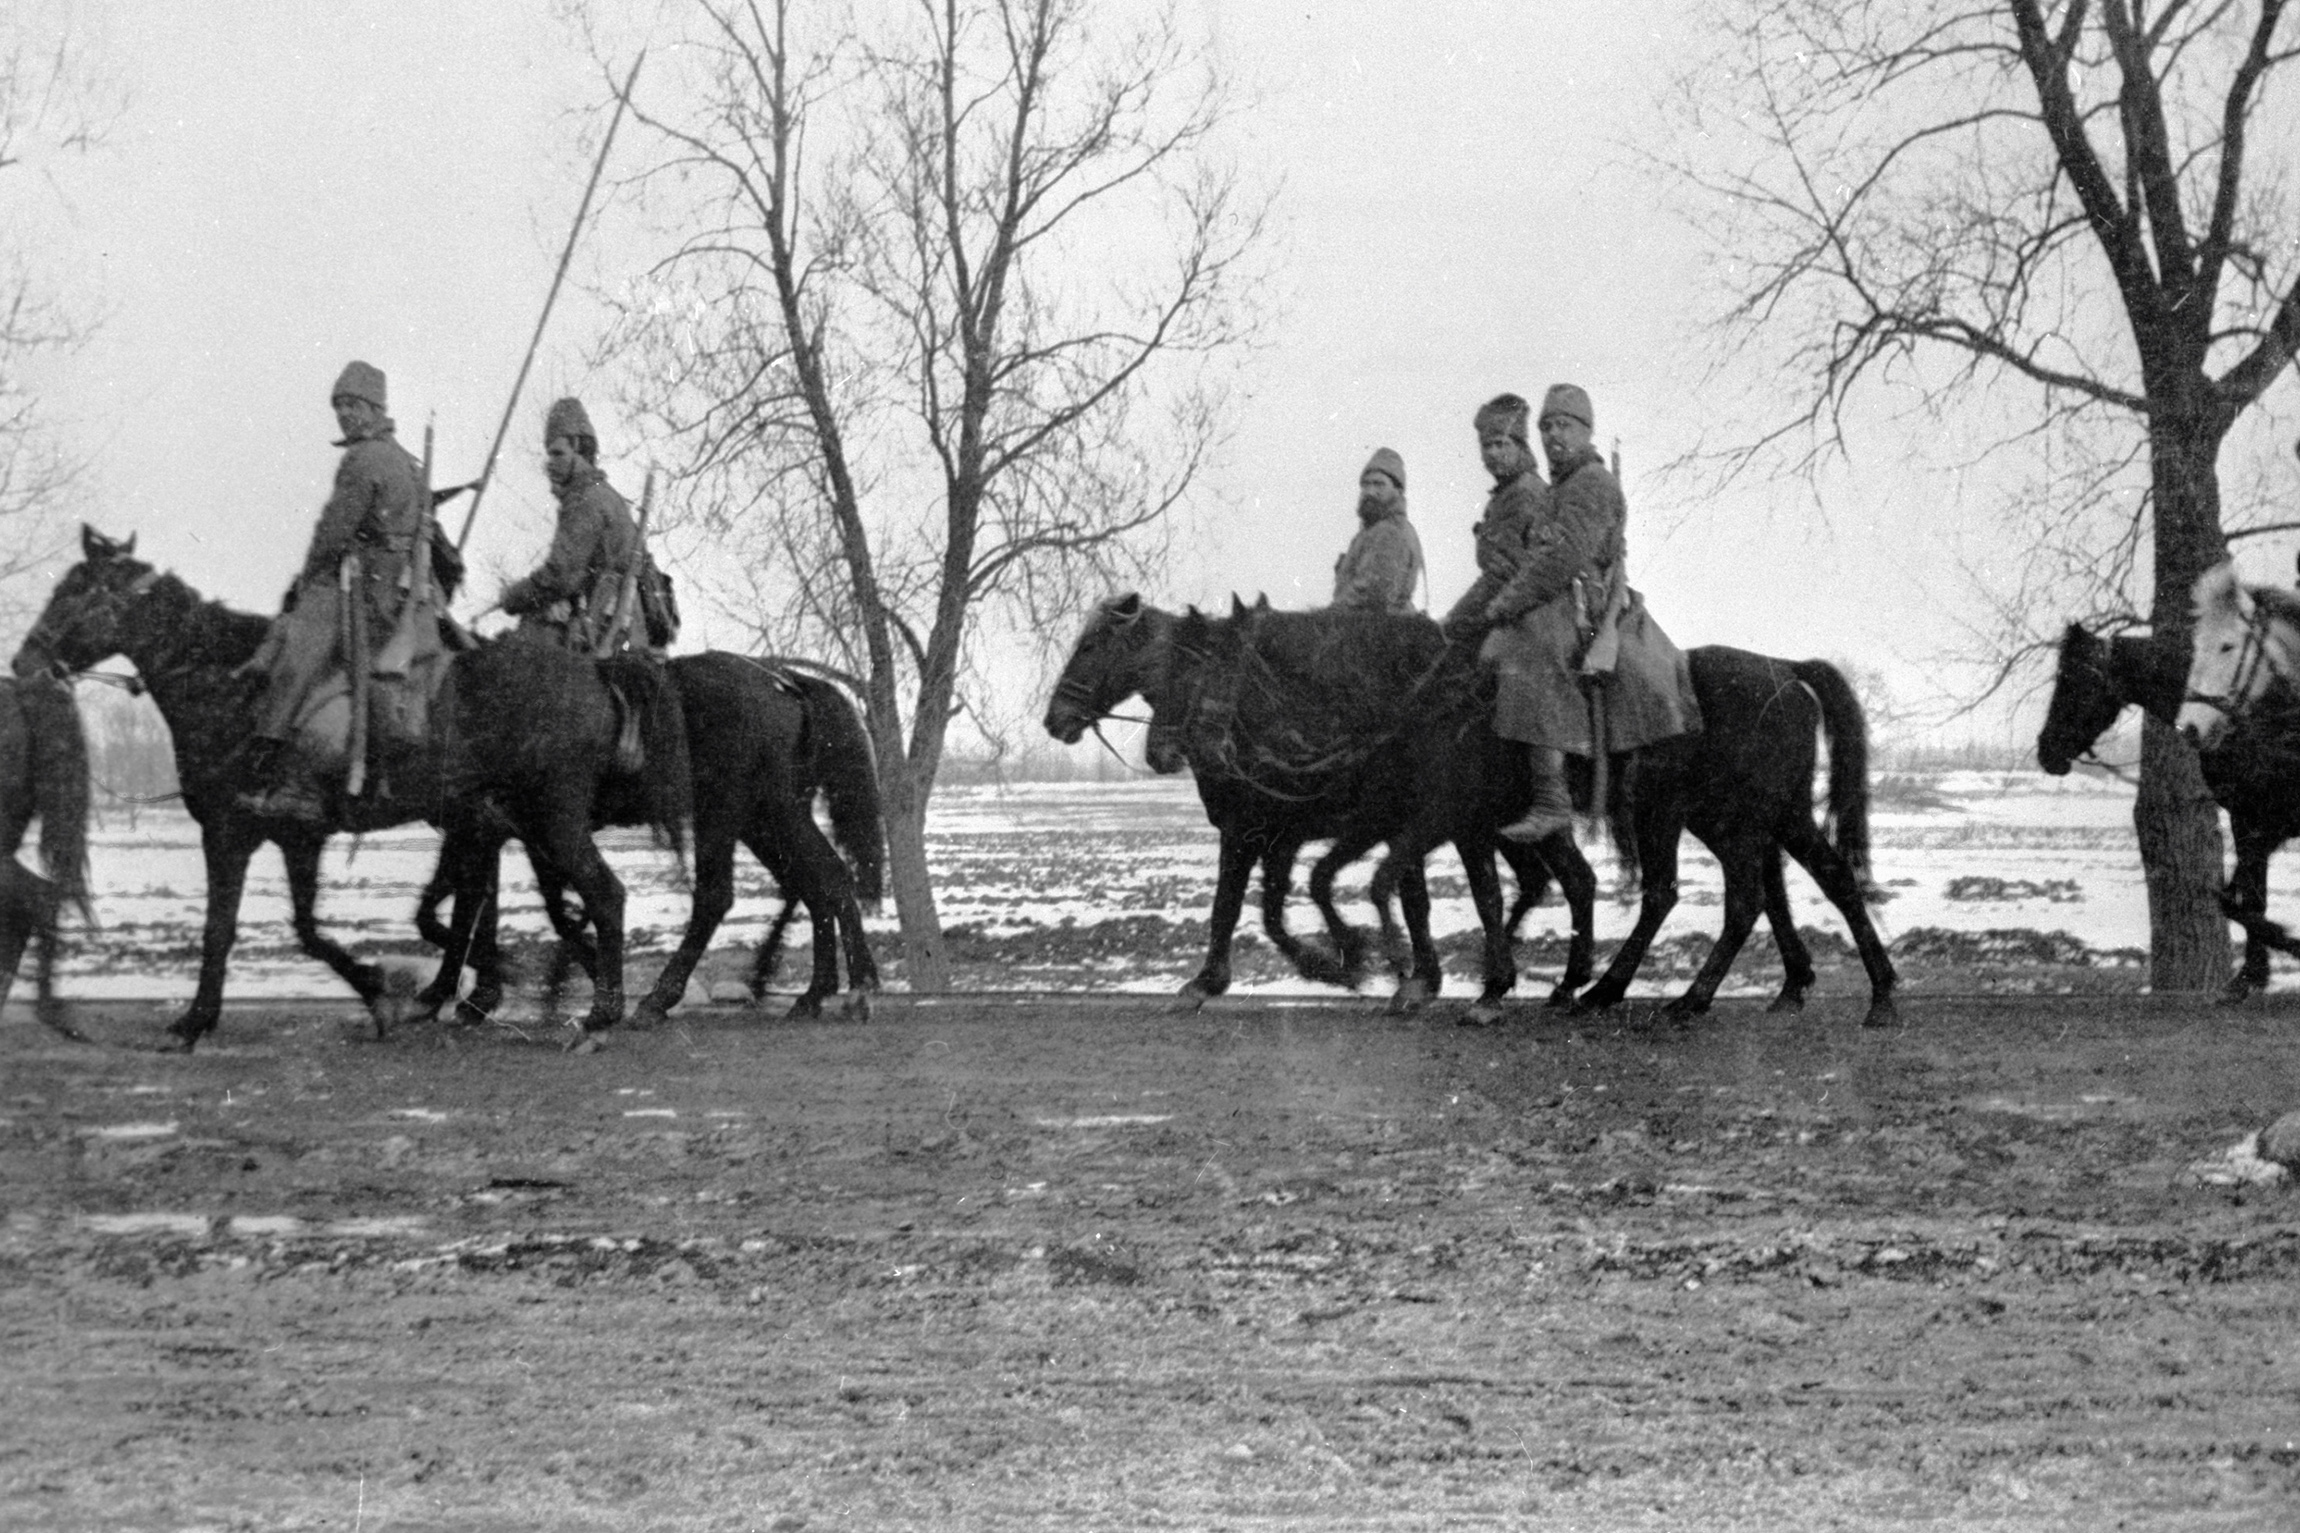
left=456, top=51, right=646, bottom=554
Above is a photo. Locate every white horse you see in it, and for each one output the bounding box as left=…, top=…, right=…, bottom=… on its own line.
left=2177, top=561, right=2300, bottom=750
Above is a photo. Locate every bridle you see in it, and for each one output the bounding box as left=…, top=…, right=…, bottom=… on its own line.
left=19, top=565, right=164, bottom=683
left=2182, top=599, right=2280, bottom=732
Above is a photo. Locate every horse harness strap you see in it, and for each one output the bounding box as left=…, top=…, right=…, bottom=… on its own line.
left=2185, top=599, right=2277, bottom=723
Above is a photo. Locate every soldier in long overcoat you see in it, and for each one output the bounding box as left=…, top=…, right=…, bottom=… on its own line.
left=1442, top=391, right=1577, bottom=836
left=240, top=361, right=426, bottom=819
left=1331, top=447, right=1425, bottom=613
left=500, top=397, right=641, bottom=653
left=1444, top=385, right=1700, bottom=841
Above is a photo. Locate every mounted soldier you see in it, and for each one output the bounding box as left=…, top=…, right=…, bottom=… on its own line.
left=1330, top=446, right=1425, bottom=614
left=240, top=362, right=433, bottom=821
left=1443, top=385, right=1701, bottom=841
left=500, top=397, right=671, bottom=656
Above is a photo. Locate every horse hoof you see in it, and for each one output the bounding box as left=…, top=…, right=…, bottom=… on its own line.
left=1860, top=997, right=1904, bottom=1030
left=564, top=1032, right=607, bottom=1055
left=1542, top=985, right=1578, bottom=1010
left=629, top=998, right=671, bottom=1030
left=2218, top=981, right=2264, bottom=1007
left=785, top=995, right=824, bottom=1020
left=1767, top=992, right=1808, bottom=1015
left=580, top=1003, right=623, bottom=1034
left=1458, top=1000, right=1506, bottom=1028
left=1388, top=979, right=1431, bottom=1015
left=841, top=992, right=873, bottom=1022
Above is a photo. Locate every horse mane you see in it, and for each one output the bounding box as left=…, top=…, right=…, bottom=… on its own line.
left=149, top=571, right=275, bottom=669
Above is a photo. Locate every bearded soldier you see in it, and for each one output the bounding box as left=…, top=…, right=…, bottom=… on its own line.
left=239, top=361, right=426, bottom=820
left=499, top=397, right=642, bottom=652
left=1330, top=446, right=1425, bottom=614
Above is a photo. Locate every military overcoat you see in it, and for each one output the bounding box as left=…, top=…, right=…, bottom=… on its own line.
left=502, top=466, right=640, bottom=650
left=1331, top=505, right=1425, bottom=613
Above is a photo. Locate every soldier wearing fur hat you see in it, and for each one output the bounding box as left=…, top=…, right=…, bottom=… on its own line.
left=239, top=360, right=427, bottom=819
left=1331, top=446, right=1425, bottom=613
left=1445, top=384, right=1700, bottom=841
left=500, top=397, right=642, bottom=652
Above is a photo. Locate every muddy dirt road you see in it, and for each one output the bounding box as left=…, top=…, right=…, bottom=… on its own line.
left=5, top=992, right=2299, bottom=1530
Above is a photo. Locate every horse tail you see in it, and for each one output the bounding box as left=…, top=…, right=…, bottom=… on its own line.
left=21, top=677, right=91, bottom=923
left=799, top=676, right=886, bottom=909
left=601, top=655, right=692, bottom=863
left=1791, top=659, right=1873, bottom=883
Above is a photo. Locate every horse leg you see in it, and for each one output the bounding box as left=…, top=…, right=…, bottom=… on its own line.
left=826, top=856, right=879, bottom=1020
left=635, top=811, right=739, bottom=1027
left=1399, top=855, right=1443, bottom=1005
left=1762, top=848, right=1816, bottom=1014
left=1665, top=833, right=1769, bottom=1020
left=1777, top=816, right=1901, bottom=1029
left=748, top=897, right=801, bottom=997
left=1538, top=830, right=1598, bottom=1007
left=1257, top=838, right=1332, bottom=985
left=1455, top=835, right=1517, bottom=1024
left=1301, top=835, right=1377, bottom=989
left=2218, top=821, right=2278, bottom=1003
left=0, top=865, right=32, bottom=1021
left=1180, top=833, right=1257, bottom=1003
left=277, top=830, right=397, bottom=1036
left=548, top=822, right=626, bottom=1036
left=174, top=832, right=261, bottom=1049
left=1498, top=839, right=1554, bottom=940
left=1574, top=810, right=1682, bottom=1015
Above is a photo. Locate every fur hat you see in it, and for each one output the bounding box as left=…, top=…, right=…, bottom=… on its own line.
left=331, top=361, right=387, bottom=410
left=1540, top=383, right=1594, bottom=429
left=545, top=397, right=597, bottom=448
left=1362, top=447, right=1406, bottom=491
left=1472, top=393, right=1531, bottom=444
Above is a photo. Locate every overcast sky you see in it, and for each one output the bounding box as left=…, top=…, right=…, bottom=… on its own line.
left=26, top=0, right=2284, bottom=749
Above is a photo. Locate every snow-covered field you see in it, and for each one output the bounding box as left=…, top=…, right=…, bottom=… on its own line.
left=28, top=763, right=2252, bottom=1003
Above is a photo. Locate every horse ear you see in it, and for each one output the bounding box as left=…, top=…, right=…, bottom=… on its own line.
left=1230, top=594, right=1248, bottom=619
left=82, top=525, right=111, bottom=561
left=1254, top=593, right=1271, bottom=613
left=1109, top=593, right=1141, bottom=625
left=2193, top=561, right=2240, bottom=617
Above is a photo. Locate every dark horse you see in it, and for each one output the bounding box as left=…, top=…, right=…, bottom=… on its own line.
left=12, top=526, right=684, bottom=1047
left=1365, top=643, right=1900, bottom=1028
left=420, top=652, right=884, bottom=1023
left=0, top=674, right=91, bottom=1035
left=1045, top=595, right=1598, bottom=1010
left=2036, top=621, right=2300, bottom=1002
left=414, top=636, right=690, bottom=1037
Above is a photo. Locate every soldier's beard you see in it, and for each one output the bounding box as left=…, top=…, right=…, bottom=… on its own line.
left=1357, top=492, right=1393, bottom=524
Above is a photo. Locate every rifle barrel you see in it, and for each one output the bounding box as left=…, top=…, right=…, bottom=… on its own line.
left=457, top=50, right=646, bottom=554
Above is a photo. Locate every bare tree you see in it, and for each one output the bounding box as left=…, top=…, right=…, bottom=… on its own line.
left=1666, top=0, right=2300, bottom=991
left=0, top=12, right=115, bottom=621
left=594, top=0, right=1265, bottom=988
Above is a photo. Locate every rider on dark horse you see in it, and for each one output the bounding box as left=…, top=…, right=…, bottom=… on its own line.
left=240, top=362, right=436, bottom=821
left=1441, top=385, right=1702, bottom=840
left=501, top=397, right=668, bottom=656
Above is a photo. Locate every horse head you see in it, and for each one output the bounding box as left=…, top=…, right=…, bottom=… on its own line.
left=2034, top=622, right=2124, bottom=775
left=1044, top=592, right=1160, bottom=744
left=12, top=525, right=160, bottom=679
left=2178, top=562, right=2300, bottom=751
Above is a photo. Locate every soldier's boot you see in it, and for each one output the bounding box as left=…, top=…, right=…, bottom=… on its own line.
left=1498, top=746, right=1574, bottom=843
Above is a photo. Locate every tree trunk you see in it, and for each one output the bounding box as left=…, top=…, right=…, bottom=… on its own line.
left=2133, top=717, right=2229, bottom=993
left=2137, top=418, right=2231, bottom=993
left=881, top=764, right=951, bottom=991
